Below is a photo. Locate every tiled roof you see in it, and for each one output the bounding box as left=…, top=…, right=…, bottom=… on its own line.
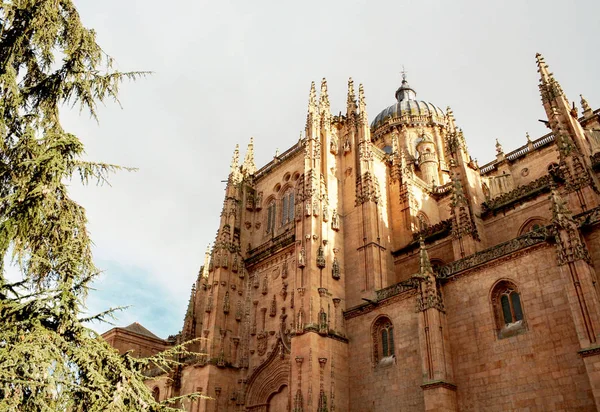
left=121, top=322, right=163, bottom=340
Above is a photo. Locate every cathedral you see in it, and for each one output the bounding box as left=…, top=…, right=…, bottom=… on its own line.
left=103, top=54, right=600, bottom=411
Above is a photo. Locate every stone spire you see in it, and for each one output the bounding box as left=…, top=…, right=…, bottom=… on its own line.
left=182, top=283, right=197, bottom=341
left=358, top=83, right=368, bottom=125
left=230, top=144, right=240, bottom=182
left=308, top=81, right=317, bottom=115
left=446, top=107, right=457, bottom=132
left=202, top=244, right=211, bottom=278
left=319, top=78, right=331, bottom=131
left=536, top=53, right=595, bottom=164
left=536, top=53, right=564, bottom=98
left=319, top=78, right=330, bottom=112
left=242, top=137, right=256, bottom=175
left=346, top=77, right=357, bottom=115
left=581, top=94, right=593, bottom=117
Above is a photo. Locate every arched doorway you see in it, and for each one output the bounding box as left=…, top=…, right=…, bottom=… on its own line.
left=267, top=384, right=289, bottom=412
left=245, top=339, right=291, bottom=412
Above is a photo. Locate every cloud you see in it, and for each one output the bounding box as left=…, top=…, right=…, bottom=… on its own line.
left=84, top=260, right=185, bottom=338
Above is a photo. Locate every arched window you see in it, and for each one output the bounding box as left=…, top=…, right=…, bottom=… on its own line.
left=417, top=212, right=430, bottom=232
left=372, top=316, right=395, bottom=366
left=281, top=189, right=295, bottom=225
left=266, top=200, right=276, bottom=234
left=517, top=217, right=548, bottom=236
left=491, top=280, right=526, bottom=339
left=152, top=387, right=160, bottom=402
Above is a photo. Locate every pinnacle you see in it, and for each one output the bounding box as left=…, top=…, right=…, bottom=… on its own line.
left=230, top=144, right=240, bottom=175
left=535, top=52, right=554, bottom=84
left=358, top=83, right=365, bottom=105
left=319, top=77, right=330, bottom=109
left=446, top=106, right=456, bottom=129
left=358, top=83, right=367, bottom=119
left=346, top=77, right=356, bottom=113
left=308, top=81, right=317, bottom=113
left=242, top=137, right=256, bottom=175
left=581, top=94, right=592, bottom=114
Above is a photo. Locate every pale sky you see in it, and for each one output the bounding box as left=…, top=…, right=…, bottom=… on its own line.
left=58, top=0, right=600, bottom=338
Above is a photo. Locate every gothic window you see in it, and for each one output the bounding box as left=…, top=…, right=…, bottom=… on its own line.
left=417, top=212, right=430, bottom=232
left=372, top=316, right=395, bottom=366
left=152, top=387, right=160, bottom=402
left=518, top=217, right=548, bottom=236
left=266, top=200, right=276, bottom=234
left=491, top=280, right=526, bottom=339
left=281, top=189, right=295, bottom=225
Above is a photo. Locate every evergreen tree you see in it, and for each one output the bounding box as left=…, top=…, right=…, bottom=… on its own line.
left=0, top=1, right=198, bottom=410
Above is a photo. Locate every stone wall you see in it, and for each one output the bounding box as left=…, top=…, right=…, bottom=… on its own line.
left=346, top=291, right=425, bottom=411
left=444, top=245, right=595, bottom=411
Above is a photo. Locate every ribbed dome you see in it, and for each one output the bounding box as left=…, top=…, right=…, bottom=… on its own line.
left=370, top=76, right=445, bottom=130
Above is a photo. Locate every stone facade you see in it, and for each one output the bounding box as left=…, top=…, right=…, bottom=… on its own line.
left=104, top=54, right=600, bottom=411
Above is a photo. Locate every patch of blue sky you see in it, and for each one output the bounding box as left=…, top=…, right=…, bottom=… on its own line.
left=84, top=259, right=185, bottom=339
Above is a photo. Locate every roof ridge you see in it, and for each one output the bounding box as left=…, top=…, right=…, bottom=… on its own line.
left=122, top=322, right=163, bottom=341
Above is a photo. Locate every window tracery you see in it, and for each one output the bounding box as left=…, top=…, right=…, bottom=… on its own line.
left=266, top=200, right=276, bottom=234
left=281, top=189, right=295, bottom=225
left=491, top=280, right=526, bottom=339
left=517, top=217, right=548, bottom=236
left=372, top=316, right=395, bottom=366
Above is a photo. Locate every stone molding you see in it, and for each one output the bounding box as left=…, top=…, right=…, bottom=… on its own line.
left=245, top=339, right=291, bottom=409
left=481, top=175, right=552, bottom=217
left=420, top=380, right=457, bottom=391
left=437, top=228, right=550, bottom=279
left=578, top=346, right=600, bottom=358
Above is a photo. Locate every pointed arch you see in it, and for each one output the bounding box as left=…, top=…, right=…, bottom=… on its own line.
left=245, top=339, right=291, bottom=411
left=280, top=184, right=295, bottom=226
left=264, top=195, right=277, bottom=234
left=517, top=216, right=548, bottom=237
left=489, top=278, right=527, bottom=339
left=372, top=315, right=395, bottom=366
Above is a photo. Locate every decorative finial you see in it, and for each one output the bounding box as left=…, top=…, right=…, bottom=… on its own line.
left=395, top=68, right=416, bottom=102
left=308, top=81, right=317, bottom=114
left=581, top=94, right=592, bottom=115
left=535, top=53, right=550, bottom=79
left=358, top=83, right=365, bottom=108
left=202, top=244, right=211, bottom=278
left=242, top=137, right=256, bottom=175
left=526, top=132, right=531, bottom=143
left=230, top=144, right=240, bottom=175
left=495, top=138, right=503, bottom=154
left=536, top=53, right=564, bottom=97
left=446, top=106, right=456, bottom=130
left=319, top=78, right=329, bottom=110
left=358, top=83, right=368, bottom=121
left=275, top=148, right=280, bottom=157
left=346, top=77, right=357, bottom=114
